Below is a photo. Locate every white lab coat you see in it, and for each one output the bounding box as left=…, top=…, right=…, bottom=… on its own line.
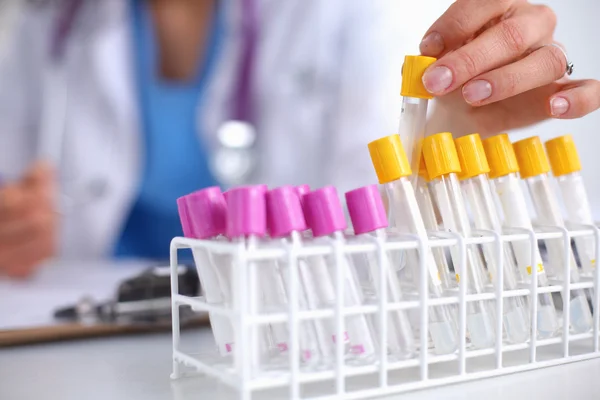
left=0, top=0, right=437, bottom=259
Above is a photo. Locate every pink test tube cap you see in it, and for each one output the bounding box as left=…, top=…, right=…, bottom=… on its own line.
left=266, top=186, right=307, bottom=238
left=345, top=185, right=388, bottom=235
left=303, top=186, right=347, bottom=237
left=295, top=185, right=311, bottom=230
left=185, top=187, right=227, bottom=239
left=295, top=185, right=311, bottom=198
left=224, top=184, right=267, bottom=204
left=176, top=196, right=194, bottom=238
left=226, top=185, right=268, bottom=238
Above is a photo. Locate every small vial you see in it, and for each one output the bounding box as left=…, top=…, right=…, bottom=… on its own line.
left=226, top=186, right=289, bottom=369
left=513, top=137, right=592, bottom=333
left=397, top=55, right=437, bottom=184
left=415, top=161, right=458, bottom=297
left=345, top=185, right=416, bottom=360
left=304, top=187, right=378, bottom=364
left=299, top=186, right=352, bottom=357
left=546, top=135, right=596, bottom=275
left=482, top=134, right=559, bottom=338
left=266, top=186, right=324, bottom=367
left=368, top=135, right=458, bottom=354
left=177, top=188, right=235, bottom=356
left=455, top=134, right=529, bottom=344
left=422, top=132, right=496, bottom=349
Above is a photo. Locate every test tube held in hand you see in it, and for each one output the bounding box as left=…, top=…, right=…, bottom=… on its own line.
left=422, top=132, right=496, bottom=349
left=513, top=137, right=592, bottom=333
left=345, top=185, right=416, bottom=359
left=177, top=187, right=235, bottom=356
left=398, top=55, right=436, bottom=185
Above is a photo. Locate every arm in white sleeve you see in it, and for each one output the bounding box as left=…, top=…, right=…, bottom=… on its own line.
left=0, top=4, right=46, bottom=179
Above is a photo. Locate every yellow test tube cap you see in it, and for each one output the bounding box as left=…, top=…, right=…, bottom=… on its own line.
left=454, top=133, right=490, bottom=180
left=513, top=136, right=550, bottom=179
left=422, top=132, right=461, bottom=180
left=401, top=55, right=436, bottom=100
left=545, top=134, right=582, bottom=177
left=368, top=134, right=412, bottom=184
left=418, top=155, right=430, bottom=182
left=482, top=134, right=519, bottom=179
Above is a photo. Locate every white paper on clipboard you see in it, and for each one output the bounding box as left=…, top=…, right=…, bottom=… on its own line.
left=0, top=260, right=149, bottom=330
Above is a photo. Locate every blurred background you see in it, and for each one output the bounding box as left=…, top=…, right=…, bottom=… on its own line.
left=0, top=0, right=597, bottom=290
left=0, top=3, right=599, bottom=400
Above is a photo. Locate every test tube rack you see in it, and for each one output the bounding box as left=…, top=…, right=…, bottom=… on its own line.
left=169, top=223, right=600, bottom=400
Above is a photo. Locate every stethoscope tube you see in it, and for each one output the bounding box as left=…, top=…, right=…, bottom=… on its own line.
left=44, top=0, right=260, bottom=212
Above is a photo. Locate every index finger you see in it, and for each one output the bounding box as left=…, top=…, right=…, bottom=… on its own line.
left=420, top=0, right=515, bottom=57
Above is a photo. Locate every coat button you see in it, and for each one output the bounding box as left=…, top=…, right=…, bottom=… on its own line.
left=88, top=178, right=108, bottom=199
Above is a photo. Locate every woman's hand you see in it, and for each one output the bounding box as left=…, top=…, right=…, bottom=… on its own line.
left=420, top=0, right=600, bottom=136
left=0, top=162, right=57, bottom=278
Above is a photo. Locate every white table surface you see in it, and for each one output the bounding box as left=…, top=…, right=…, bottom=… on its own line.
left=2, top=327, right=600, bottom=400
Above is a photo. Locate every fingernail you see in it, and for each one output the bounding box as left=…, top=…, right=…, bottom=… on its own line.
left=422, top=66, right=453, bottom=94
left=420, top=32, right=445, bottom=56
left=462, top=80, right=493, bottom=104
left=550, top=97, right=569, bottom=116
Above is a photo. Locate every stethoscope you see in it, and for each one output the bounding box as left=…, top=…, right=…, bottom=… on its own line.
left=210, top=0, right=259, bottom=187
left=42, top=0, right=258, bottom=213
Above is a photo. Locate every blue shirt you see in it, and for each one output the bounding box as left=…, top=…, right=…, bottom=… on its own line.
left=115, top=0, right=223, bottom=260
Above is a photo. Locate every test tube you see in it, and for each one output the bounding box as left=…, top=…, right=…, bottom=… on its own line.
left=513, top=137, right=592, bottom=333
left=299, top=188, right=352, bottom=358
left=398, top=55, right=437, bottom=183
left=546, top=135, right=596, bottom=275
left=177, top=188, right=235, bottom=356
left=482, top=134, right=558, bottom=338
left=295, top=185, right=311, bottom=237
left=455, top=134, right=529, bottom=343
left=368, top=135, right=457, bottom=354
left=345, top=185, right=416, bottom=360
left=266, top=186, right=323, bottom=367
left=422, top=132, right=496, bottom=349
left=416, top=158, right=457, bottom=294
left=304, top=187, right=378, bottom=363
left=226, top=186, right=288, bottom=368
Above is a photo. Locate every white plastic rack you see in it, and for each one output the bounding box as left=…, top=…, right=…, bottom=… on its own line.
left=169, top=224, right=600, bottom=400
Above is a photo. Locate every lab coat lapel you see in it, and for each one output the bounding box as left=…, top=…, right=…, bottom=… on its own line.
left=60, top=0, right=141, bottom=257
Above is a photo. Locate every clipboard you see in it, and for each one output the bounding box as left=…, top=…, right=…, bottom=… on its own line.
left=0, top=260, right=209, bottom=347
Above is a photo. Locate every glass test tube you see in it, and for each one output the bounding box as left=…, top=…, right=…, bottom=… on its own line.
left=297, top=185, right=352, bottom=359
left=423, top=132, right=496, bottom=349
left=455, top=134, right=529, bottom=344
left=226, top=186, right=291, bottom=370
left=266, top=186, right=324, bottom=368
left=415, top=160, right=457, bottom=295
left=177, top=188, right=235, bottom=356
left=513, top=137, right=592, bottom=333
left=397, top=55, right=436, bottom=184
left=369, top=135, right=458, bottom=354
left=304, top=187, right=378, bottom=364
left=345, top=185, right=416, bottom=360
left=546, top=135, right=596, bottom=275
left=482, top=134, right=559, bottom=337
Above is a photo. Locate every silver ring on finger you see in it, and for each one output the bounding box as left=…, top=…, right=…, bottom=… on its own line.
left=540, top=42, right=574, bottom=77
